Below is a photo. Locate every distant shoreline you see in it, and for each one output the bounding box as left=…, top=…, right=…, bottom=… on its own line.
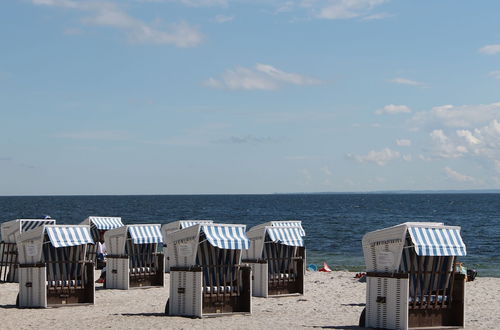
left=1, top=190, right=500, bottom=197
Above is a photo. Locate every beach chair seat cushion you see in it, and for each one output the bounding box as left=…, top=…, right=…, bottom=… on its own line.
left=46, top=280, right=83, bottom=287
left=269, top=273, right=297, bottom=280
left=130, top=267, right=155, bottom=274
left=409, top=295, right=448, bottom=304
left=202, top=285, right=237, bottom=294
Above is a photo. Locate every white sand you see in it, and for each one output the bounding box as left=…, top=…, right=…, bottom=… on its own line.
left=0, top=271, right=498, bottom=329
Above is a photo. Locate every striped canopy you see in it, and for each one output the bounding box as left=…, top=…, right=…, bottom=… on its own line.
left=21, top=219, right=56, bottom=232
left=266, top=226, right=305, bottom=247
left=408, top=226, right=466, bottom=256
left=46, top=226, right=94, bottom=248
left=201, top=225, right=250, bottom=250
left=180, top=220, right=213, bottom=229
left=270, top=221, right=305, bottom=236
left=89, top=217, right=123, bottom=230
left=128, top=225, right=163, bottom=244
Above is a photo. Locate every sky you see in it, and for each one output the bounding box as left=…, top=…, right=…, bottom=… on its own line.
left=1, top=0, right=500, bottom=195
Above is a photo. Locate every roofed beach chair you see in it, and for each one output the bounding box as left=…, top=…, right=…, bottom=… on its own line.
left=79, top=216, right=124, bottom=269
left=0, top=218, right=56, bottom=283
left=165, top=223, right=252, bottom=317
left=104, top=224, right=164, bottom=289
left=161, top=220, right=214, bottom=272
left=360, top=222, right=467, bottom=329
left=243, top=221, right=306, bottom=297
left=16, top=224, right=94, bottom=307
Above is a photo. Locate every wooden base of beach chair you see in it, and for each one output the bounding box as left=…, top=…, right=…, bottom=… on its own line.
left=203, top=266, right=252, bottom=315
left=19, top=262, right=94, bottom=308
left=408, top=274, right=465, bottom=329
left=46, top=262, right=95, bottom=307
left=246, top=254, right=304, bottom=297
left=0, top=242, right=19, bottom=283
left=129, top=253, right=164, bottom=288
left=169, top=266, right=252, bottom=318
left=365, top=272, right=465, bottom=329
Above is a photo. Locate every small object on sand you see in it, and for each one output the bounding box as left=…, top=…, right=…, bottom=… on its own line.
left=467, top=269, right=477, bottom=282
left=307, top=264, right=318, bottom=272
left=355, top=272, right=366, bottom=282
left=318, top=262, right=332, bottom=272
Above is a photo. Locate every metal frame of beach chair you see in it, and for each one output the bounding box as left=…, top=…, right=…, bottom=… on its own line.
left=243, top=221, right=305, bottom=297
left=0, top=219, right=56, bottom=283
left=161, top=220, right=213, bottom=273
left=104, top=224, right=164, bottom=289
left=79, top=216, right=124, bottom=269
left=166, top=223, right=252, bottom=318
left=16, top=224, right=94, bottom=308
left=360, top=222, right=467, bottom=330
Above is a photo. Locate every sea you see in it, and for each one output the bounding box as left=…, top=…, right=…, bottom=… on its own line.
left=1, top=193, right=498, bottom=277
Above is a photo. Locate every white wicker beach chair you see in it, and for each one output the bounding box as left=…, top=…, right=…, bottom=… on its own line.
left=104, top=224, right=164, bottom=289
left=165, top=223, right=252, bottom=318
left=243, top=221, right=305, bottom=297
left=0, top=219, right=56, bottom=283
left=360, top=222, right=467, bottom=329
left=161, top=220, right=213, bottom=272
left=16, top=224, right=94, bottom=308
left=79, top=216, right=124, bottom=269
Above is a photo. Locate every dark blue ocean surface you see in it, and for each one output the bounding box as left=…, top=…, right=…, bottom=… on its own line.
left=1, top=194, right=499, bottom=276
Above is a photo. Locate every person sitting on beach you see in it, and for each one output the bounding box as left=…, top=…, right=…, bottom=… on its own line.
left=96, top=231, right=107, bottom=283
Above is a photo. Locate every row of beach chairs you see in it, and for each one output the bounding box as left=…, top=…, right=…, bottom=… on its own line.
left=1, top=217, right=468, bottom=329
left=0, top=218, right=306, bottom=314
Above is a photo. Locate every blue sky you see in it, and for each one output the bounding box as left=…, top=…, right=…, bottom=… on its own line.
left=1, top=0, right=500, bottom=195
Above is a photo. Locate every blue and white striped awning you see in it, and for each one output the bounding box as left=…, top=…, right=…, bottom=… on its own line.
left=21, top=219, right=56, bottom=232
left=46, top=226, right=94, bottom=248
left=89, top=217, right=124, bottom=230
left=271, top=221, right=306, bottom=236
left=266, top=226, right=305, bottom=247
left=128, top=225, right=163, bottom=244
left=408, top=226, right=466, bottom=256
left=201, top=225, right=250, bottom=250
left=180, top=220, right=213, bottom=229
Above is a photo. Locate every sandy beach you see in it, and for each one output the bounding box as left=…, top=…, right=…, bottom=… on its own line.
left=0, top=271, right=498, bottom=329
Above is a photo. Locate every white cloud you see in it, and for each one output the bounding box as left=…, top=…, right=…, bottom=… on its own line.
left=430, top=129, right=448, bottom=144
left=396, top=139, right=411, bottom=147
left=495, top=160, right=500, bottom=173
left=411, top=102, right=500, bottom=128
left=375, top=104, right=412, bottom=115
left=489, top=70, right=500, bottom=79
left=204, top=64, right=322, bottom=90
left=300, top=168, right=312, bottom=184
left=361, top=12, right=392, bottom=20
left=276, top=1, right=295, bottom=13
left=309, top=0, right=390, bottom=20
left=444, top=167, right=475, bottom=183
left=350, top=148, right=400, bottom=166
left=429, top=129, right=466, bottom=158
left=390, top=77, right=426, bottom=87
left=427, top=119, right=500, bottom=170
left=32, top=0, right=202, bottom=47
left=479, top=44, right=500, bottom=55
left=456, top=130, right=481, bottom=145
left=321, top=166, right=333, bottom=176
left=402, top=154, right=412, bottom=161
left=214, top=14, right=234, bottom=23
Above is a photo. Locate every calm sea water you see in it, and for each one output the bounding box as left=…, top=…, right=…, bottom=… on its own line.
left=1, top=194, right=499, bottom=276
